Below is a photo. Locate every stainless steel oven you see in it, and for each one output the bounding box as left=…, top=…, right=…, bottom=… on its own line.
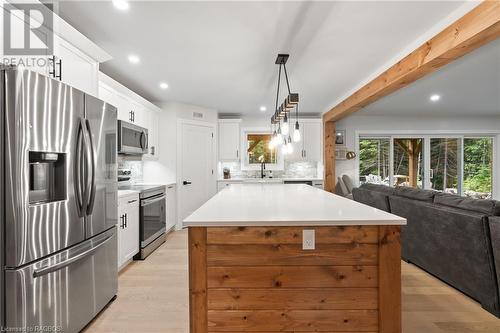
left=136, top=186, right=166, bottom=259
left=117, top=120, right=148, bottom=155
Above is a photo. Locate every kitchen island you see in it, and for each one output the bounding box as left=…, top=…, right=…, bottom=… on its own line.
left=184, top=184, right=406, bottom=333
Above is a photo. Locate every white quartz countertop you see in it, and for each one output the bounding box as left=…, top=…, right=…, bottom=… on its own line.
left=184, top=184, right=406, bottom=227
left=118, top=190, right=139, bottom=198
left=218, top=178, right=323, bottom=182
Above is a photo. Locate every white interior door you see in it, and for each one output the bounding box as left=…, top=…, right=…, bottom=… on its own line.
left=179, top=121, right=216, bottom=225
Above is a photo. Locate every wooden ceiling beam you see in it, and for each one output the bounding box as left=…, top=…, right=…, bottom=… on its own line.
left=323, top=1, right=500, bottom=123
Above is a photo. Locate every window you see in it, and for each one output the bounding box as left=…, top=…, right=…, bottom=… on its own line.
left=246, top=133, right=277, bottom=164
left=358, top=134, right=496, bottom=198
left=463, top=138, right=493, bottom=199
left=430, top=138, right=461, bottom=194
left=359, top=138, right=390, bottom=185
left=393, top=138, right=424, bottom=188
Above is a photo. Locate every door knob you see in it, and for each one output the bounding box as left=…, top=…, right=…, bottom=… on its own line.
left=183, top=181, right=192, bottom=185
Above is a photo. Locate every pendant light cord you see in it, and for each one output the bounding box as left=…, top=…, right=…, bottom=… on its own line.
left=283, top=63, right=292, bottom=94
left=275, top=64, right=282, bottom=118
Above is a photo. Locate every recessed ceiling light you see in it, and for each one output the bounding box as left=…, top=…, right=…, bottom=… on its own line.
left=430, top=94, right=441, bottom=102
left=159, top=82, right=169, bottom=90
left=259, top=106, right=267, bottom=112
left=112, top=0, right=129, bottom=11
left=128, top=54, right=140, bottom=64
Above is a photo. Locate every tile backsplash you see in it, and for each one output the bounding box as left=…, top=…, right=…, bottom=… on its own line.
left=118, top=155, right=143, bottom=182
left=220, top=161, right=320, bottom=179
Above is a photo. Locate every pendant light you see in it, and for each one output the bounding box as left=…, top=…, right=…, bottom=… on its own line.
left=270, top=54, right=300, bottom=146
left=282, top=113, right=289, bottom=136
left=293, top=104, right=301, bottom=142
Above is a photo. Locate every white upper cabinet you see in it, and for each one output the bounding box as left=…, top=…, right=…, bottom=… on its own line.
left=219, top=119, right=241, bottom=161
left=302, top=121, right=322, bottom=162
left=52, top=36, right=99, bottom=95
left=286, top=119, right=322, bottom=162
left=144, top=110, right=160, bottom=160
left=1, top=2, right=109, bottom=95
left=98, top=73, right=162, bottom=160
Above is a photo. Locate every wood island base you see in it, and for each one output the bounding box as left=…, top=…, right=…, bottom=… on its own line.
left=189, top=225, right=401, bottom=333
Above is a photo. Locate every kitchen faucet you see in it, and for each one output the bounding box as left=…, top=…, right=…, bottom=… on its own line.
left=258, top=155, right=266, bottom=178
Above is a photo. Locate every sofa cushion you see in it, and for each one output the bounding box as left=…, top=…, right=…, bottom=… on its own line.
left=434, top=192, right=500, bottom=216
left=393, top=186, right=436, bottom=202
left=352, top=187, right=391, bottom=212
left=360, top=183, right=395, bottom=194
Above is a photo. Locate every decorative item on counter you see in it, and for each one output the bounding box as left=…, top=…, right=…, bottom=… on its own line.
left=346, top=151, right=357, bottom=160
left=223, top=167, right=231, bottom=179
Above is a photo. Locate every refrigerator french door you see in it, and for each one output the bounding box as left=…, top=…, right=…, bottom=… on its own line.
left=1, top=67, right=118, bottom=332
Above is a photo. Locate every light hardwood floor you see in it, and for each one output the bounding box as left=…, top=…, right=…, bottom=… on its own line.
left=84, top=230, right=500, bottom=333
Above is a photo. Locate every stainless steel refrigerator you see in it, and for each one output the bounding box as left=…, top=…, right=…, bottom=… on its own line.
left=0, top=67, right=118, bottom=332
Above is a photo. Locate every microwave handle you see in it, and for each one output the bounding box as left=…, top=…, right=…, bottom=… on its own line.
left=141, top=195, right=166, bottom=207
left=140, top=131, right=146, bottom=150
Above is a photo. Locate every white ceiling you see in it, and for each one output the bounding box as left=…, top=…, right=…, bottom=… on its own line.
left=56, top=1, right=468, bottom=116
left=358, top=38, right=500, bottom=117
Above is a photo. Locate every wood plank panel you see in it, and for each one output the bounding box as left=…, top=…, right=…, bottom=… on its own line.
left=207, top=310, right=378, bottom=332
left=323, top=2, right=500, bottom=122
left=207, top=288, right=378, bottom=310
left=378, top=225, right=401, bottom=333
left=324, top=121, right=336, bottom=192
left=208, top=266, right=378, bottom=288
left=207, top=226, right=378, bottom=245
left=189, top=227, right=208, bottom=333
left=207, top=244, right=378, bottom=266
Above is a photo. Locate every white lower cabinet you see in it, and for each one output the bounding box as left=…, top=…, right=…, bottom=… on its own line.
left=166, top=184, right=177, bottom=230
left=117, top=193, right=140, bottom=269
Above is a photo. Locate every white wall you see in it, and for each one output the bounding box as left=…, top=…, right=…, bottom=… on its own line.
left=143, top=102, right=218, bottom=185
left=335, top=115, right=500, bottom=199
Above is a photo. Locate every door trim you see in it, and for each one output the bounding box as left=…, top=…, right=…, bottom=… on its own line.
left=176, top=119, right=216, bottom=230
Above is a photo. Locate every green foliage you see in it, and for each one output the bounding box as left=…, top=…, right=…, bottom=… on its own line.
left=463, top=138, right=493, bottom=193
left=359, top=139, right=389, bottom=179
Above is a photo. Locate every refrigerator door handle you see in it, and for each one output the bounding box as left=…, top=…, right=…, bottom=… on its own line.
left=85, top=119, right=97, bottom=215
left=80, top=117, right=92, bottom=213
left=32, top=234, right=114, bottom=278
left=74, top=119, right=85, bottom=217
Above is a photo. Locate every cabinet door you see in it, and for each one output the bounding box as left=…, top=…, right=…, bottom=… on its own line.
left=144, top=110, right=159, bottom=159
left=219, top=121, right=240, bottom=161
left=117, top=203, right=127, bottom=268
left=303, top=122, right=322, bottom=162
left=53, top=37, right=98, bottom=95
left=123, top=198, right=139, bottom=263
left=99, top=84, right=130, bottom=122
left=130, top=102, right=148, bottom=127
left=166, top=185, right=177, bottom=230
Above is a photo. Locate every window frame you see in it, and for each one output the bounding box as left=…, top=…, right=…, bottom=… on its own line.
left=240, top=127, right=284, bottom=171
left=355, top=131, right=498, bottom=199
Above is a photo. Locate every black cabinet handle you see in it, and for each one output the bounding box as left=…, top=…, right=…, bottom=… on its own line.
left=120, top=214, right=125, bottom=229
left=183, top=180, right=192, bottom=185
left=124, top=213, right=128, bottom=228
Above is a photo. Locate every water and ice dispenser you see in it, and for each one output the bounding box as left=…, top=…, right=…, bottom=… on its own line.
left=29, top=151, right=66, bottom=204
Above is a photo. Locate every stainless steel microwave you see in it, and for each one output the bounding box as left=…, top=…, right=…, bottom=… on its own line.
left=117, top=120, right=148, bottom=155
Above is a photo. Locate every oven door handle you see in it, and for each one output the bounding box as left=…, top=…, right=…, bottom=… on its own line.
left=141, top=195, right=166, bottom=207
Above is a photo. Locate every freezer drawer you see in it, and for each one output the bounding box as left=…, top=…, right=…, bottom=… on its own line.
left=4, top=228, right=117, bottom=333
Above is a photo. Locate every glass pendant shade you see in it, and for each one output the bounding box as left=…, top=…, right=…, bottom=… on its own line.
left=281, top=143, right=288, bottom=155
left=286, top=141, right=294, bottom=154
left=282, top=114, right=289, bottom=136
left=293, top=121, right=301, bottom=142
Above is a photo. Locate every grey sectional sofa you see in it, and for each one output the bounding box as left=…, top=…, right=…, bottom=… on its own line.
left=353, top=183, right=500, bottom=317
